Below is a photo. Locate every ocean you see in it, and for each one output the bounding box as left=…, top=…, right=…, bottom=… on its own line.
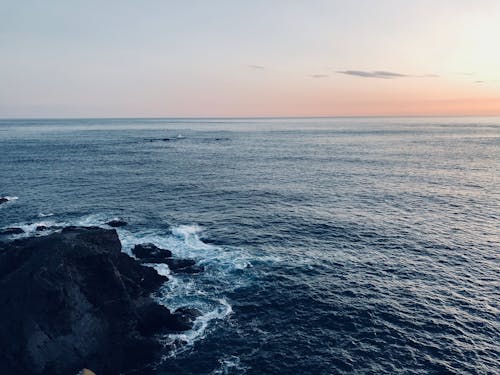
left=0, top=117, right=498, bottom=374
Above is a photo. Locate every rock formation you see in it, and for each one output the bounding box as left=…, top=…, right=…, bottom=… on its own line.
left=0, top=226, right=197, bottom=375
left=105, top=219, right=128, bottom=227
left=132, top=243, right=204, bottom=274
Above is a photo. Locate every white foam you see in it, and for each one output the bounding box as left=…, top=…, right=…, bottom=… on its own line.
left=210, top=355, right=248, bottom=375
left=118, top=226, right=253, bottom=281
left=171, top=224, right=212, bottom=250
left=8, top=213, right=111, bottom=238
left=38, top=212, right=54, bottom=217
left=116, top=224, right=254, bottom=356
left=1, top=213, right=112, bottom=239
left=172, top=224, right=201, bottom=237
left=151, top=263, right=172, bottom=277
left=0, top=220, right=59, bottom=238
left=161, top=298, right=233, bottom=357
left=73, top=213, right=109, bottom=227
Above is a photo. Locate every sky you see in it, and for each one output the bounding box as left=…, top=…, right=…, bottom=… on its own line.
left=1, top=0, right=500, bottom=118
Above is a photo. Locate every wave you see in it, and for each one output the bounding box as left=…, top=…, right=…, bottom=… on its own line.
left=160, top=298, right=233, bottom=357
left=38, top=212, right=54, bottom=217
left=0, top=220, right=58, bottom=239
left=117, top=223, right=252, bottom=356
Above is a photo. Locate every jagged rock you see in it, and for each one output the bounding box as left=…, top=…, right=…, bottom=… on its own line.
left=106, top=219, right=127, bottom=227
left=132, top=243, right=173, bottom=260
left=0, top=226, right=183, bottom=375
left=0, top=227, right=25, bottom=235
left=132, top=244, right=203, bottom=273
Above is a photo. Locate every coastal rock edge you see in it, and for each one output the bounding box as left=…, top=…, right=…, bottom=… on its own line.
left=0, top=226, right=185, bottom=374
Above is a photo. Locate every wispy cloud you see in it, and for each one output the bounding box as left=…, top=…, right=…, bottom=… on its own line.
left=337, top=70, right=439, bottom=79
left=248, top=64, right=265, bottom=70
left=337, top=70, right=407, bottom=79
left=310, top=74, right=329, bottom=78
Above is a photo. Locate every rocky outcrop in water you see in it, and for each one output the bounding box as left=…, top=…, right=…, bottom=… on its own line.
left=0, top=196, right=17, bottom=205
left=106, top=218, right=128, bottom=227
left=132, top=242, right=204, bottom=274
left=0, top=226, right=196, bottom=375
left=133, top=243, right=173, bottom=260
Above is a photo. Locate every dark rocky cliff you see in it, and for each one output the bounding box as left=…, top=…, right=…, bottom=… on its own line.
left=0, top=226, right=192, bottom=374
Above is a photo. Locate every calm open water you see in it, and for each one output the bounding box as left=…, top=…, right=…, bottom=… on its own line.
left=0, top=117, right=499, bottom=374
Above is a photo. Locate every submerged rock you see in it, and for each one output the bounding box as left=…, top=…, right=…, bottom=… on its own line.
left=0, top=227, right=25, bottom=235
left=0, top=226, right=188, bottom=375
left=106, top=218, right=127, bottom=227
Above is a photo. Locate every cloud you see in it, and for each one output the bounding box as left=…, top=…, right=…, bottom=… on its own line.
left=337, top=70, right=439, bottom=79
left=248, top=65, right=265, bottom=70
left=337, top=70, right=407, bottom=79
left=310, top=74, right=329, bottom=78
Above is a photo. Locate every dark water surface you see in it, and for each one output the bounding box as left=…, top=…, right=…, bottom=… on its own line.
left=1, top=117, right=499, bottom=374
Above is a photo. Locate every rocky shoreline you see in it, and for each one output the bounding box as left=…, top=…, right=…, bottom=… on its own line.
left=0, top=226, right=202, bottom=374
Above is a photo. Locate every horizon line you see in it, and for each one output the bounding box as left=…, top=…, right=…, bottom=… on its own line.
left=1, top=114, right=500, bottom=121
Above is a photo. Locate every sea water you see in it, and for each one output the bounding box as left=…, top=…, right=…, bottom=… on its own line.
left=0, top=117, right=498, bottom=374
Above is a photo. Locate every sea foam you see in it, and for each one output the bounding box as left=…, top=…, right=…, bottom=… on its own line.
left=117, top=223, right=249, bottom=355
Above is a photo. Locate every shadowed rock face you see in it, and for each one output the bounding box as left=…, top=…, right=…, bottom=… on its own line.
left=0, top=226, right=190, bottom=375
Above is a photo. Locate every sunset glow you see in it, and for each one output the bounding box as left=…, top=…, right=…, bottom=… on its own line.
left=1, top=0, right=500, bottom=117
